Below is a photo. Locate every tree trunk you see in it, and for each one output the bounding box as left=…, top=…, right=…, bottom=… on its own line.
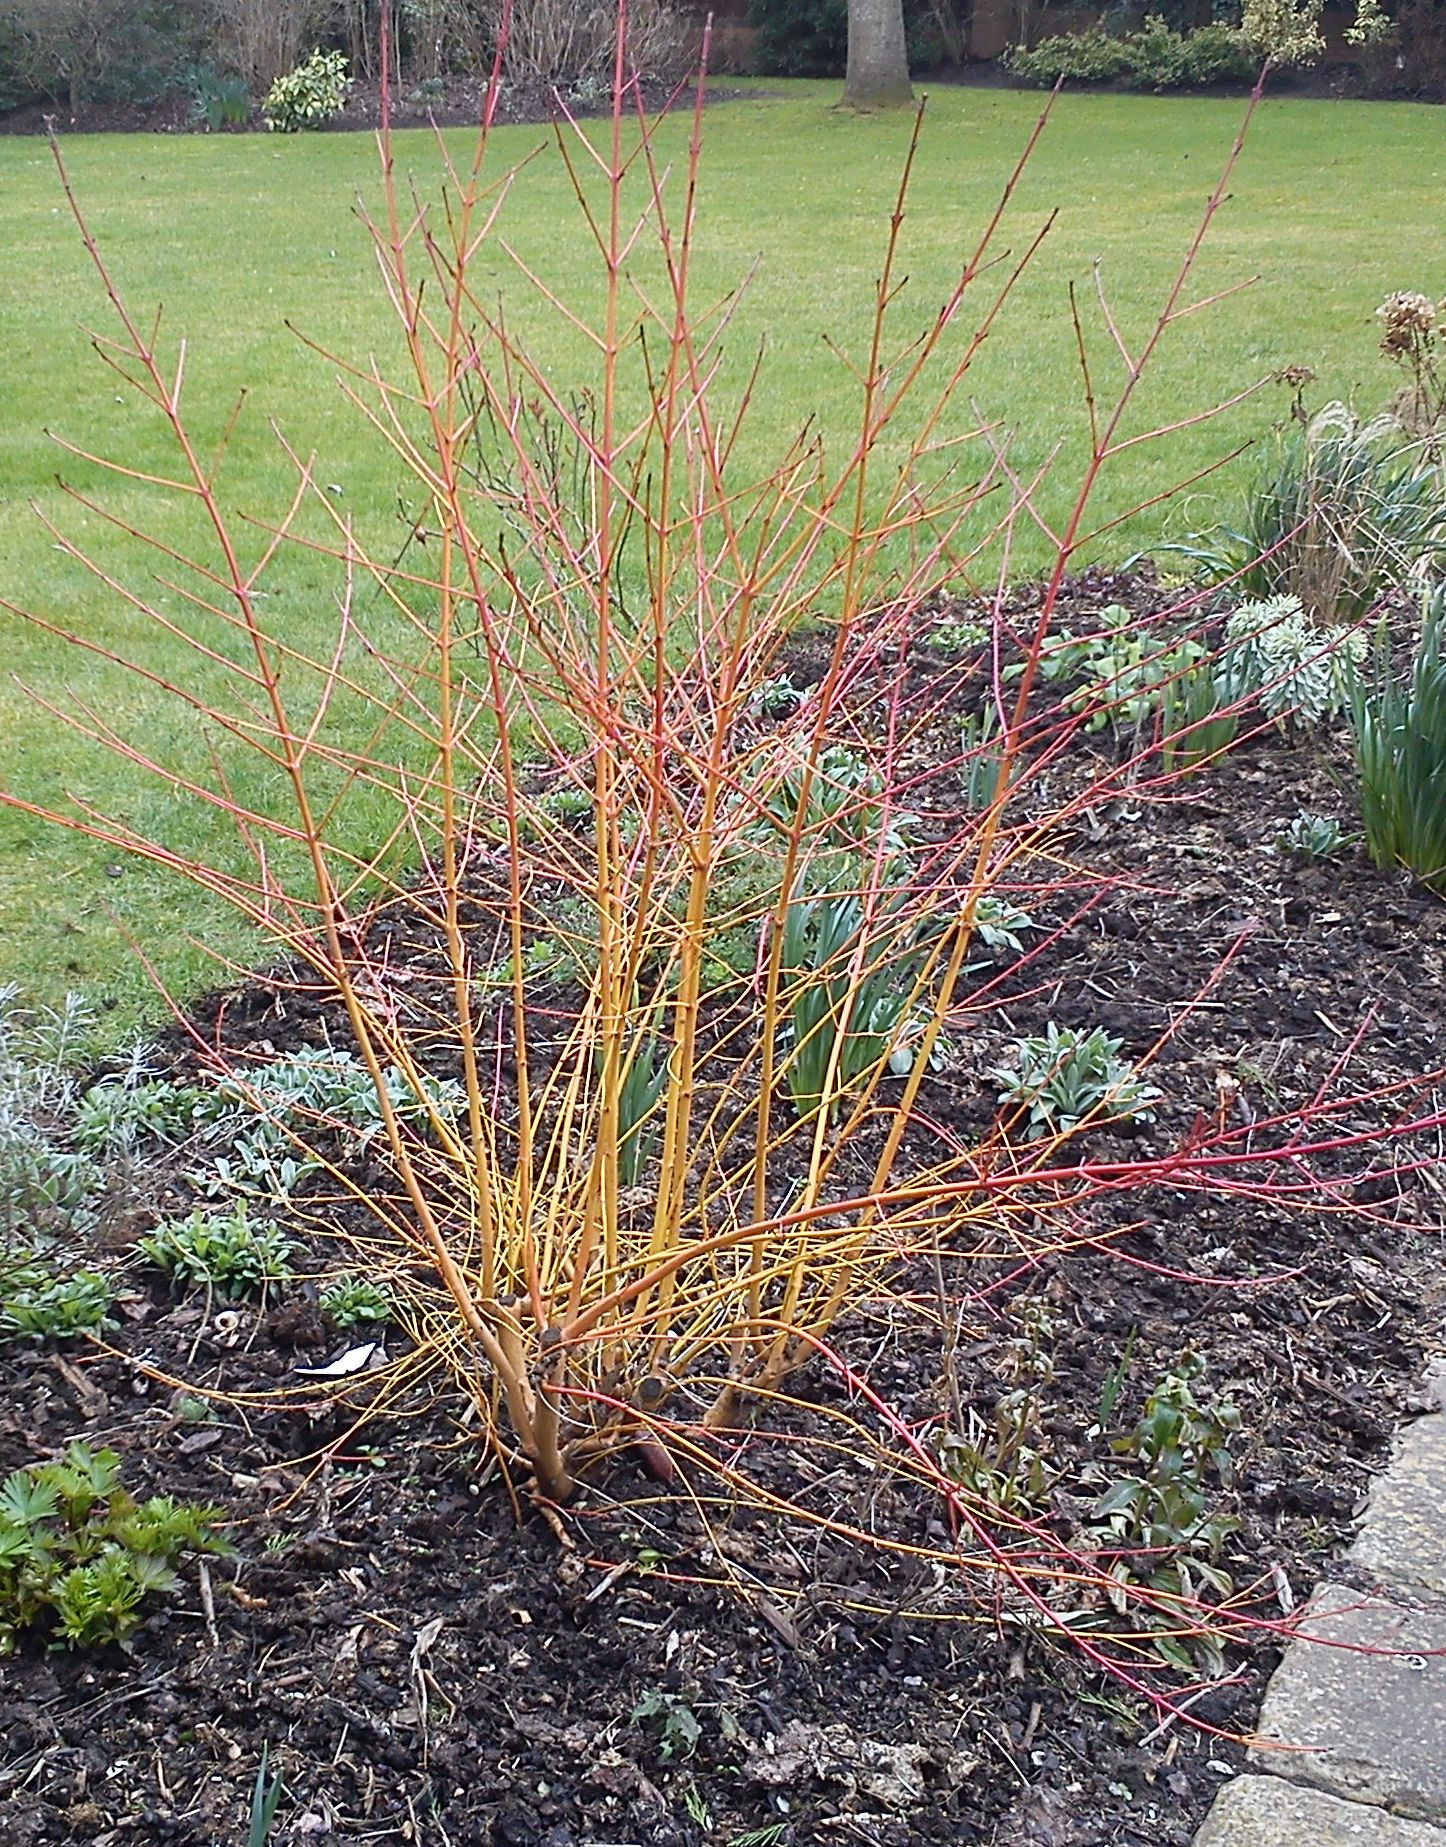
left=844, top=0, right=914, bottom=108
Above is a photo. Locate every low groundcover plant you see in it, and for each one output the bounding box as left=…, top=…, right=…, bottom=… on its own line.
left=0, top=1443, right=227, bottom=1654
left=139, top=1203, right=295, bottom=1299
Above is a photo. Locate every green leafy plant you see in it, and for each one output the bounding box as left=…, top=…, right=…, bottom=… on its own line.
left=0, top=1002, right=205, bottom=1259
left=959, top=707, right=1008, bottom=810
left=617, top=1025, right=669, bottom=1187
left=193, top=1046, right=464, bottom=1203
left=934, top=1298, right=1057, bottom=1512
left=781, top=884, right=936, bottom=1120
left=139, top=1203, right=295, bottom=1299
left=970, top=892, right=1036, bottom=957
left=249, top=1746, right=284, bottom=1847
left=0, top=1131, right=96, bottom=1239
left=262, top=48, right=351, bottom=132
left=1006, top=27, right=1134, bottom=83
left=537, top=785, right=595, bottom=830
left=187, top=63, right=250, bottom=130
left=1007, top=20, right=1255, bottom=88
left=1354, top=584, right=1446, bottom=893
left=0, top=992, right=106, bottom=1239
left=1129, top=17, right=1256, bottom=88
left=173, top=1392, right=218, bottom=1426
left=631, top=1687, right=702, bottom=1761
left=0, top=1254, right=114, bottom=1342
left=1160, top=651, right=1246, bottom=773
left=0, top=1442, right=227, bottom=1654
left=1275, top=810, right=1348, bottom=860
left=319, top=1273, right=395, bottom=1327
left=929, top=616, right=990, bottom=657
left=996, top=1023, right=1160, bottom=1132
left=935, top=1391, right=1052, bottom=1513
left=754, top=743, right=915, bottom=861
left=1063, top=604, right=1205, bottom=737
left=207, top=1046, right=463, bottom=1144
left=1184, top=404, right=1446, bottom=626
left=72, top=1073, right=207, bottom=1154
left=1087, top=1355, right=1241, bottom=1669
left=1011, top=626, right=1098, bottom=687
left=1241, top=0, right=1326, bottom=69
left=752, top=676, right=806, bottom=720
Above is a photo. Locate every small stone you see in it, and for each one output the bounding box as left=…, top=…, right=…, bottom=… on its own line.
left=1250, top=1584, right=1446, bottom=1822
left=1197, top=1776, right=1446, bottom=1844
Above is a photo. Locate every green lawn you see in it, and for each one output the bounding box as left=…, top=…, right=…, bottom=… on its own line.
left=1, top=81, right=1441, bottom=1023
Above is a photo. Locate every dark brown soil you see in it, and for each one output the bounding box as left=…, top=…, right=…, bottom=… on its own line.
left=2, top=572, right=1444, bottom=1847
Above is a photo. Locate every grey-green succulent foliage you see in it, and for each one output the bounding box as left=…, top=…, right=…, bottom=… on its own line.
left=1275, top=811, right=1348, bottom=861
left=996, top=1023, right=1160, bottom=1132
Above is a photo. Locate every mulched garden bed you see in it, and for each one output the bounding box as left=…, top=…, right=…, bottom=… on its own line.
left=2, top=569, right=1443, bottom=1847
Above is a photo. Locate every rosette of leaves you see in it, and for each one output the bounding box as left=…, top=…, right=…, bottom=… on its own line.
left=319, top=1273, right=395, bottom=1328
left=1275, top=811, right=1348, bottom=861
left=996, top=1023, right=1160, bottom=1132
left=139, top=1203, right=294, bottom=1299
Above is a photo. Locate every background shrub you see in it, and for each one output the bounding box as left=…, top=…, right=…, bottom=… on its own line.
left=1131, top=17, right=1256, bottom=85
left=1391, top=0, right=1446, bottom=97
left=478, top=0, right=688, bottom=86
left=749, top=0, right=849, bottom=76
left=262, top=46, right=351, bottom=131
left=185, top=62, right=251, bottom=129
left=1007, top=18, right=1255, bottom=87
left=1005, top=25, right=1135, bottom=81
left=0, top=0, right=207, bottom=109
left=1346, top=0, right=1446, bottom=100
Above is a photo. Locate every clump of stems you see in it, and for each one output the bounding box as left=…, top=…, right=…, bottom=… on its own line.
left=4, top=21, right=1441, bottom=1715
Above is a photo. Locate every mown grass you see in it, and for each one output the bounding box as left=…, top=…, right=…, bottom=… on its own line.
left=0, top=80, right=1440, bottom=1024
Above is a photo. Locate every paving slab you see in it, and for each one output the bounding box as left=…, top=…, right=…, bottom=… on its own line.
left=1196, top=1776, right=1446, bottom=1846
left=1250, top=1583, right=1446, bottom=1823
left=1352, top=1371, right=1446, bottom=1601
